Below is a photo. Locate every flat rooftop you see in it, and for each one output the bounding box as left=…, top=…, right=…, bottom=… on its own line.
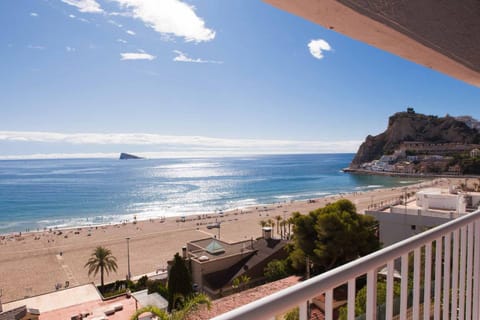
left=188, top=238, right=254, bottom=261
left=2, top=284, right=101, bottom=313
left=38, top=295, right=136, bottom=320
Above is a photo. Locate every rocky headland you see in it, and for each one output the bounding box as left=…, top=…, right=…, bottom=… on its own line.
left=348, top=109, right=480, bottom=176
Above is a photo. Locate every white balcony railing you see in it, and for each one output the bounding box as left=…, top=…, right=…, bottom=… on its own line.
left=212, top=209, right=480, bottom=320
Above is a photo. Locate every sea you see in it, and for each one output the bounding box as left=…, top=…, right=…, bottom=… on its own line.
left=0, top=154, right=423, bottom=233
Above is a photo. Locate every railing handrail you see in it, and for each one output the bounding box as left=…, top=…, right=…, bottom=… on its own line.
left=212, top=209, right=480, bottom=320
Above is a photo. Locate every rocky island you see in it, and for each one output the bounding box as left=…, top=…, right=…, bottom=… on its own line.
left=346, top=108, right=480, bottom=176
left=119, top=152, right=144, bottom=160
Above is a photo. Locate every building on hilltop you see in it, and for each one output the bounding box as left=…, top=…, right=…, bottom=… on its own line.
left=400, top=141, right=480, bottom=155
left=471, top=148, right=480, bottom=158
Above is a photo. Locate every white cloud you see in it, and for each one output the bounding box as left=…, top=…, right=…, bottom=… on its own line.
left=112, top=0, right=215, bottom=42
left=30, top=12, right=39, bottom=17
left=120, top=52, right=156, bottom=60
left=27, top=45, right=45, bottom=50
left=66, top=46, right=76, bottom=52
left=308, top=39, right=332, bottom=59
left=109, top=11, right=131, bottom=17
left=0, top=131, right=361, bottom=159
left=61, top=0, right=103, bottom=13
left=126, top=30, right=136, bottom=35
left=173, top=50, right=222, bottom=64
left=117, top=38, right=128, bottom=44
left=108, top=19, right=123, bottom=28
left=69, top=14, right=76, bottom=18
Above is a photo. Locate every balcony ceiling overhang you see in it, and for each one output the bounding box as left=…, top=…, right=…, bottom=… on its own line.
left=263, top=0, right=480, bottom=87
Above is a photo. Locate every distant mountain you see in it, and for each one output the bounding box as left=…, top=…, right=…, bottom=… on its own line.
left=119, top=153, right=143, bottom=160
left=350, top=110, right=480, bottom=168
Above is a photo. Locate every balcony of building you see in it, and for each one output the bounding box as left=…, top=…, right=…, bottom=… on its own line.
left=212, top=209, right=480, bottom=320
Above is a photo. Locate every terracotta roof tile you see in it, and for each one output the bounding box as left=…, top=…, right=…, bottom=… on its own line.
left=188, top=276, right=301, bottom=320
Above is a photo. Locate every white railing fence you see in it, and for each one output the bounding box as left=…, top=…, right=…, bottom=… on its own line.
left=212, top=210, right=480, bottom=320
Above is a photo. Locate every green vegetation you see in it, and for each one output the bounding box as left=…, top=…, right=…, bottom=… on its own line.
left=130, top=293, right=210, bottom=320
left=167, top=253, right=193, bottom=311
left=232, top=274, right=251, bottom=292
left=338, top=281, right=401, bottom=320
left=283, top=307, right=299, bottom=320
left=449, top=154, right=480, bottom=174
left=147, top=279, right=169, bottom=299
left=290, top=199, right=380, bottom=274
left=84, top=246, right=118, bottom=289
left=275, top=215, right=282, bottom=235
left=264, top=259, right=289, bottom=282
left=260, top=215, right=294, bottom=240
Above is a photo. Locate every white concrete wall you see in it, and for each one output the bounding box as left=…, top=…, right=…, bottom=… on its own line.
left=416, top=192, right=458, bottom=211
left=390, top=206, right=458, bottom=219
left=471, top=194, right=480, bottom=208
left=367, top=210, right=452, bottom=247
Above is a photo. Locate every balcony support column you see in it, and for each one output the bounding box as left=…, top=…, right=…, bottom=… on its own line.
left=299, top=300, right=308, bottom=320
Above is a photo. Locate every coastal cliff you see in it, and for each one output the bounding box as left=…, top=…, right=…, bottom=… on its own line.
left=350, top=111, right=480, bottom=168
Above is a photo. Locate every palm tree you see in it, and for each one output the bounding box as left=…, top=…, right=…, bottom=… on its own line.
left=287, top=217, right=295, bottom=239
left=232, top=275, right=251, bottom=293
left=84, top=246, right=118, bottom=289
left=239, top=274, right=251, bottom=290
left=266, top=219, right=274, bottom=236
left=259, top=220, right=267, bottom=228
left=232, top=277, right=241, bottom=293
left=275, top=215, right=282, bottom=235
left=130, top=294, right=210, bottom=320
left=280, top=220, right=287, bottom=239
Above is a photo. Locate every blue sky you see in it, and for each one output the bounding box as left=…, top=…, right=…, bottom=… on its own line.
left=1, top=0, right=479, bottom=159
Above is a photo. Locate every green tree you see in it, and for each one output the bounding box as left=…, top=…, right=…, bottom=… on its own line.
left=147, top=279, right=169, bottom=300
left=291, top=199, right=380, bottom=273
left=130, top=293, right=210, bottom=320
left=280, top=220, right=287, bottom=239
left=338, top=281, right=401, bottom=319
left=137, top=275, right=148, bottom=290
left=84, top=246, right=118, bottom=289
left=275, top=215, right=282, bottom=235
left=168, top=253, right=193, bottom=311
left=264, top=259, right=288, bottom=282
left=287, top=216, right=295, bottom=239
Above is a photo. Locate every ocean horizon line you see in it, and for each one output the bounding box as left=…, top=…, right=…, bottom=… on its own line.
left=0, top=151, right=356, bottom=161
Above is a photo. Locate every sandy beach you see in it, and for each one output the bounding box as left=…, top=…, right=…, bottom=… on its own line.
left=0, top=178, right=448, bottom=303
